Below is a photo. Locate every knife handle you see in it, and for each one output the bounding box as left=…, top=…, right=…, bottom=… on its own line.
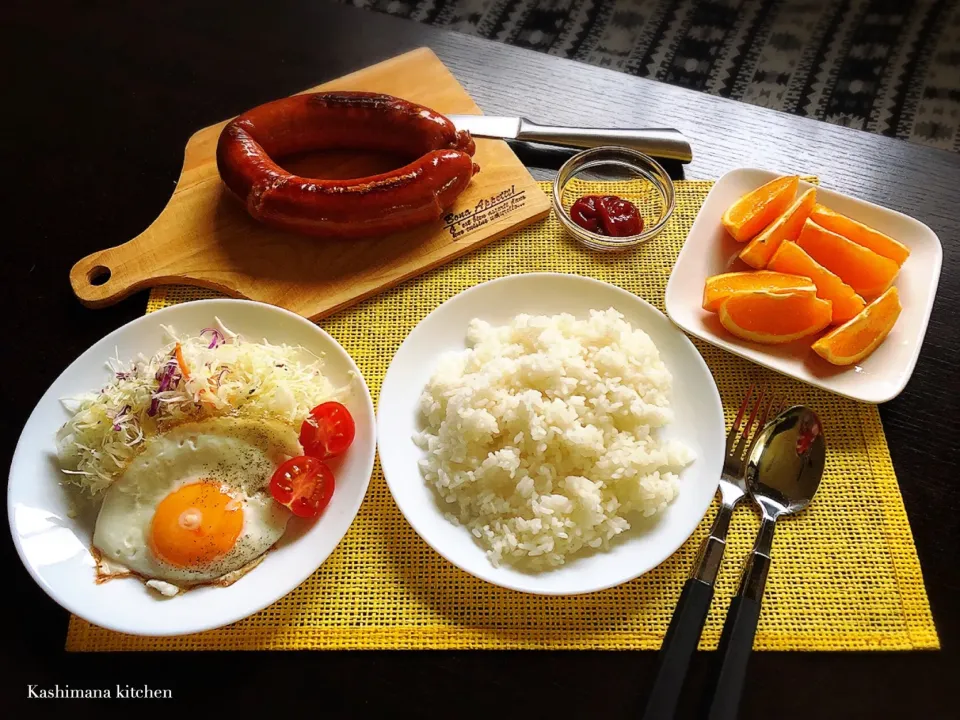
left=517, top=120, right=693, bottom=163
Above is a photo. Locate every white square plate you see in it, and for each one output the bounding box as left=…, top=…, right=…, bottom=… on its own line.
left=665, top=168, right=942, bottom=404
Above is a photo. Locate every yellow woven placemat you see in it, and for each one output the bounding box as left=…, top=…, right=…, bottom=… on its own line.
left=66, top=180, right=938, bottom=652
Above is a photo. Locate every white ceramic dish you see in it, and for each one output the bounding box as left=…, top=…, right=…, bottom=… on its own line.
left=665, top=168, right=942, bottom=404
left=377, top=273, right=724, bottom=595
left=8, top=299, right=376, bottom=636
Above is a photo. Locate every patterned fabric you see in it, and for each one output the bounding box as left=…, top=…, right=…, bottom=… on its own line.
left=341, top=0, right=960, bottom=151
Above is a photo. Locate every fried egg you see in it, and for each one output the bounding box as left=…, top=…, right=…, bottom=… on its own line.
left=92, top=417, right=301, bottom=594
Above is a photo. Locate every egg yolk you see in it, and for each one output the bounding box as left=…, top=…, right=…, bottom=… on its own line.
left=150, top=481, right=243, bottom=568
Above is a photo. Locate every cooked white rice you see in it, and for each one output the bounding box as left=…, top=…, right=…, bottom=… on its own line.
left=414, top=308, right=694, bottom=570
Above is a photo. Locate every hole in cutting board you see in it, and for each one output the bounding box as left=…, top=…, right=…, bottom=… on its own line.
left=277, top=150, right=412, bottom=180
left=87, top=265, right=111, bottom=286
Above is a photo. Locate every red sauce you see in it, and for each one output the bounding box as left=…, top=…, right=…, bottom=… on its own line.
left=796, top=418, right=821, bottom=456
left=569, top=195, right=644, bottom=237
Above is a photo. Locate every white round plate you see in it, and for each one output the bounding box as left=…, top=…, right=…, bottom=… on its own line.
left=8, top=299, right=376, bottom=636
left=378, top=273, right=724, bottom=595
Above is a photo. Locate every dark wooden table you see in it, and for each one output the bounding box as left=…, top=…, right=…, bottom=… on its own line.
left=5, top=1, right=958, bottom=716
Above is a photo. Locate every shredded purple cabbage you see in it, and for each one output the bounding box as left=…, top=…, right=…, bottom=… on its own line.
left=200, top=327, right=225, bottom=349
left=148, top=358, right=181, bottom=416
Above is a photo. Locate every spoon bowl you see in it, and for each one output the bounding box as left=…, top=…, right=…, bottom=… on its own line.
left=745, top=405, right=826, bottom=519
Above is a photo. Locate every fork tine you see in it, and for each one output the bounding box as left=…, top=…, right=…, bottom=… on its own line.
left=726, top=383, right=755, bottom=455
left=756, top=391, right=776, bottom=431
left=773, top=395, right=787, bottom=416
left=733, top=386, right=766, bottom=466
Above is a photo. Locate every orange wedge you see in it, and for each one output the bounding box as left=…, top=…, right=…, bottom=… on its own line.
left=739, top=187, right=817, bottom=269
left=810, top=205, right=910, bottom=266
left=702, top=271, right=815, bottom=312
left=718, top=288, right=832, bottom=344
left=812, top=287, right=901, bottom=365
left=768, top=241, right=865, bottom=324
left=797, top=219, right=899, bottom=298
left=722, top=175, right=799, bottom=242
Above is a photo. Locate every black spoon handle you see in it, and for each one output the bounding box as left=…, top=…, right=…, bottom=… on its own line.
left=704, top=516, right=777, bottom=720
left=704, top=594, right=763, bottom=720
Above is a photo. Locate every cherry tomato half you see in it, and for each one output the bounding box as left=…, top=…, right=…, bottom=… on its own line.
left=269, top=456, right=335, bottom=519
left=300, top=401, right=356, bottom=459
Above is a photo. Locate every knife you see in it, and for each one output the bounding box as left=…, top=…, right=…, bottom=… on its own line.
left=448, top=115, right=693, bottom=163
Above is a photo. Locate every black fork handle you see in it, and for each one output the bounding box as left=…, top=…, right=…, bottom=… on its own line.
left=641, top=578, right=714, bottom=719
left=641, top=503, right=734, bottom=719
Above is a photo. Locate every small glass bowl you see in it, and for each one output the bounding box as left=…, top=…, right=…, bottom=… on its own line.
left=552, top=146, right=676, bottom=251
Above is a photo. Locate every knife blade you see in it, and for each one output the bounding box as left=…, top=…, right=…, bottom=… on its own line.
left=448, top=114, right=693, bottom=163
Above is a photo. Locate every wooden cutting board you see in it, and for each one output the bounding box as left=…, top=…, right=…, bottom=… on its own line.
left=70, top=48, right=551, bottom=320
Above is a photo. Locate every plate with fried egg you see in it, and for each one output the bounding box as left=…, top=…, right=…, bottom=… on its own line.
left=8, top=299, right=376, bottom=636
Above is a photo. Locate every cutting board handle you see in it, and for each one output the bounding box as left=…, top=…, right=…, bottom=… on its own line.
left=69, top=231, right=157, bottom=308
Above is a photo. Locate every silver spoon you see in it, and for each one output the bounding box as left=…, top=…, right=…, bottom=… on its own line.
left=704, top=405, right=826, bottom=720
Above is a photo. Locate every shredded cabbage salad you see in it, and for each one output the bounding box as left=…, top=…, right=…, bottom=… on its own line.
left=57, top=318, right=349, bottom=495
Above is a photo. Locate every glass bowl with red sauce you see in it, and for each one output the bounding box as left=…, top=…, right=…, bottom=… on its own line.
left=552, top=146, right=675, bottom=251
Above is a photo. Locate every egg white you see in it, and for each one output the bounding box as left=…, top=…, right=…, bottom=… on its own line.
left=93, top=417, right=301, bottom=591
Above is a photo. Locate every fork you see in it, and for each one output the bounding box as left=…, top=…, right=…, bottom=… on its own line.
left=641, top=385, right=781, bottom=720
